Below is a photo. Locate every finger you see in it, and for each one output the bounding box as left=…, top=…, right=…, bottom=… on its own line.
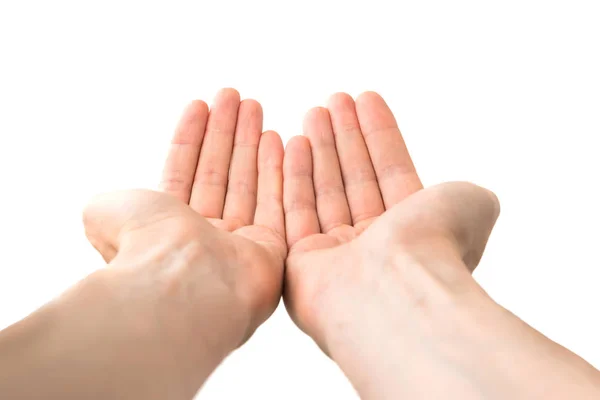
left=222, top=99, right=263, bottom=229
left=283, top=136, right=320, bottom=248
left=386, top=182, right=500, bottom=272
left=429, top=182, right=500, bottom=271
left=160, top=100, right=209, bottom=203
left=327, top=93, right=385, bottom=228
left=253, top=130, right=285, bottom=241
left=355, top=91, right=423, bottom=209
left=190, top=88, right=241, bottom=218
left=303, top=107, right=351, bottom=233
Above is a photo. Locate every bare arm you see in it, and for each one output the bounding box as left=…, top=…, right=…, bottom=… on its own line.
left=322, top=257, right=600, bottom=399
left=0, top=249, right=249, bottom=399
left=0, top=91, right=287, bottom=399
left=282, top=91, right=600, bottom=399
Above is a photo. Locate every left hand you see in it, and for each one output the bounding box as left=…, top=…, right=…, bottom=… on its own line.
left=157, top=88, right=287, bottom=332
left=85, top=89, right=287, bottom=348
left=3, top=89, right=287, bottom=399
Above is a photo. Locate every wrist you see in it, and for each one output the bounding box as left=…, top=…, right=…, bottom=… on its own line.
left=57, top=267, right=214, bottom=398
left=1, top=266, right=211, bottom=399
left=316, top=252, right=600, bottom=399
left=315, top=252, right=489, bottom=398
left=55, top=255, right=250, bottom=398
left=105, top=251, right=253, bottom=364
left=316, top=250, right=478, bottom=351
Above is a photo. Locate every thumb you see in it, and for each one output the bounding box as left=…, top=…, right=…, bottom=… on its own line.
left=427, top=182, right=500, bottom=270
left=82, top=189, right=196, bottom=263
left=387, top=181, right=501, bottom=271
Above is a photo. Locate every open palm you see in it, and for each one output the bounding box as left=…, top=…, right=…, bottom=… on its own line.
left=282, top=92, right=425, bottom=338
left=282, top=92, right=499, bottom=348
left=160, top=88, right=287, bottom=325
left=283, top=92, right=422, bottom=253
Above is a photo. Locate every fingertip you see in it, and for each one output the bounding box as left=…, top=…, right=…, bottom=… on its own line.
left=327, top=92, right=355, bottom=110
left=491, top=191, right=501, bottom=219
left=355, top=92, right=394, bottom=116
left=355, top=90, right=384, bottom=104
left=482, top=186, right=501, bottom=221
left=216, top=87, right=241, bottom=98
left=234, top=99, right=263, bottom=147
left=302, top=107, right=331, bottom=131
left=185, top=99, right=209, bottom=115
left=261, top=130, right=284, bottom=149
left=304, top=106, right=329, bottom=119
left=453, top=182, right=501, bottom=216
left=239, top=98, right=263, bottom=118
left=285, top=135, right=311, bottom=154
left=258, top=130, right=284, bottom=167
left=284, top=136, right=312, bottom=174
left=214, top=87, right=241, bottom=104
left=438, top=181, right=502, bottom=231
left=176, top=100, right=209, bottom=135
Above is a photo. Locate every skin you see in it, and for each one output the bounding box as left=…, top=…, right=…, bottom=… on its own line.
left=0, top=89, right=287, bottom=399
left=283, top=92, right=600, bottom=398
left=157, top=89, right=287, bottom=327
left=0, top=88, right=598, bottom=399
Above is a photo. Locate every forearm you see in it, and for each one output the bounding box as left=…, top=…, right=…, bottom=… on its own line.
left=0, top=262, right=249, bottom=399
left=319, top=258, right=600, bottom=399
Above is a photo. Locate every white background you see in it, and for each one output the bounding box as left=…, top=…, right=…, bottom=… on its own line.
left=1, top=1, right=599, bottom=398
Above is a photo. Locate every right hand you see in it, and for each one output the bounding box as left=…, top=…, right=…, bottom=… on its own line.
left=282, top=92, right=600, bottom=400
left=283, top=91, right=500, bottom=355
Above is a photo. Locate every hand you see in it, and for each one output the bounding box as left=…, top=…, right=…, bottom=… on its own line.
left=282, top=92, right=500, bottom=396
left=77, top=89, right=287, bottom=398
left=158, top=88, right=287, bottom=331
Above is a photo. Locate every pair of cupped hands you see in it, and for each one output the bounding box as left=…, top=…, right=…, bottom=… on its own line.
left=83, top=88, right=499, bottom=366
